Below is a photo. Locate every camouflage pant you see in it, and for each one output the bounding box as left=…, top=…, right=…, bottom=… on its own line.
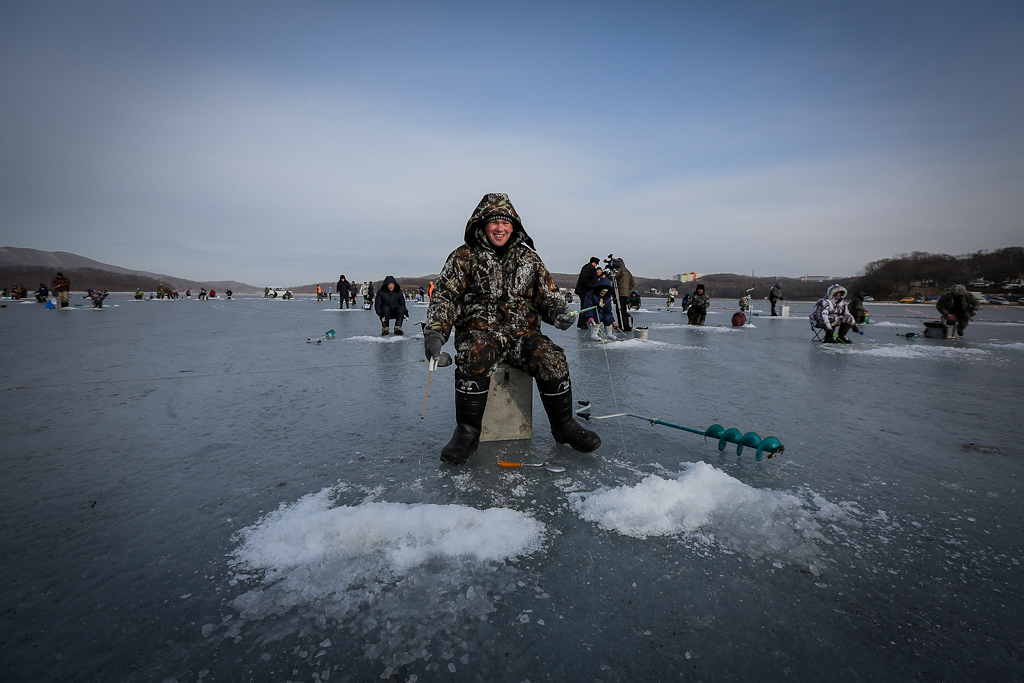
left=455, top=328, right=569, bottom=382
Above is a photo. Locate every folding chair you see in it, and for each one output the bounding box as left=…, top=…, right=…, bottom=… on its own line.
left=810, top=318, right=828, bottom=342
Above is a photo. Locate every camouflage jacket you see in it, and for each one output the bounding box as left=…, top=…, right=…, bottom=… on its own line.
left=688, top=291, right=711, bottom=310
left=936, top=285, right=979, bottom=318
left=426, top=193, right=566, bottom=341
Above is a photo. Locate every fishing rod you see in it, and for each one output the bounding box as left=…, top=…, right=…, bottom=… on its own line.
left=574, top=401, right=785, bottom=461
left=420, top=352, right=452, bottom=419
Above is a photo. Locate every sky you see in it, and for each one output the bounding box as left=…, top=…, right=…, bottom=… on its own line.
left=1, top=0, right=1022, bottom=286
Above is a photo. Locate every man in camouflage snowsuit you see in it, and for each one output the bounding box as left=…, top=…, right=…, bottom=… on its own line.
left=424, top=193, right=601, bottom=465
left=687, top=283, right=711, bottom=325
left=936, top=284, right=980, bottom=336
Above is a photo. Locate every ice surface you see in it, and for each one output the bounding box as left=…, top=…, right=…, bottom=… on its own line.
left=2, top=294, right=1022, bottom=683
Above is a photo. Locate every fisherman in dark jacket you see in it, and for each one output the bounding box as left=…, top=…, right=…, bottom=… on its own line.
left=336, top=276, right=351, bottom=309
left=424, top=193, right=600, bottom=464
left=769, top=282, right=783, bottom=316
left=374, top=276, right=408, bottom=335
left=574, top=257, right=600, bottom=328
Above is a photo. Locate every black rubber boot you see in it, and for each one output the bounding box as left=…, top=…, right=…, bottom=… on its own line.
left=440, top=374, right=490, bottom=465
left=537, top=378, right=601, bottom=453
left=393, top=324, right=404, bottom=336
left=837, top=322, right=852, bottom=343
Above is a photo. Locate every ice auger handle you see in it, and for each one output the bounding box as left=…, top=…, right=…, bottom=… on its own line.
left=576, top=401, right=786, bottom=461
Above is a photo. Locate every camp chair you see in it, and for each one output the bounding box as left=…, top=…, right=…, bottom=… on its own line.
left=810, top=318, right=828, bottom=342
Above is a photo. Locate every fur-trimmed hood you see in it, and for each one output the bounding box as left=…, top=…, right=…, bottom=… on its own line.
left=827, top=284, right=847, bottom=299
left=463, top=193, right=535, bottom=252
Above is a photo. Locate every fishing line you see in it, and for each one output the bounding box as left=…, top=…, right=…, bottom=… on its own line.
left=601, top=345, right=629, bottom=457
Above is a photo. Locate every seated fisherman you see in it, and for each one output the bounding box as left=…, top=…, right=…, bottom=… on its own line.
left=811, top=284, right=860, bottom=343
left=582, top=276, right=618, bottom=334
left=423, top=193, right=601, bottom=465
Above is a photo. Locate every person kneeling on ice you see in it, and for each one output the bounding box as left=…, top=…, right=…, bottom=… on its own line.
left=582, top=276, right=618, bottom=338
left=423, top=193, right=601, bottom=465
left=84, top=289, right=109, bottom=308
left=935, top=284, right=979, bottom=337
left=811, top=284, right=859, bottom=343
left=374, top=275, right=409, bottom=336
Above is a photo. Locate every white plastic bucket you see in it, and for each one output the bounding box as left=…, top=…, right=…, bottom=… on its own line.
left=634, top=326, right=649, bottom=340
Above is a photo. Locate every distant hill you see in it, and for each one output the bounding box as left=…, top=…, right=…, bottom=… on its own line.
left=0, top=247, right=259, bottom=293
left=301, top=272, right=859, bottom=302
left=1, top=246, right=860, bottom=300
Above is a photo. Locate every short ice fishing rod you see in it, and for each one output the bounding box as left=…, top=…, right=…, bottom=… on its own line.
left=575, top=401, right=785, bottom=461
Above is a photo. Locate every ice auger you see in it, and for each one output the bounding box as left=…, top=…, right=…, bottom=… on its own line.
left=575, top=401, right=785, bottom=461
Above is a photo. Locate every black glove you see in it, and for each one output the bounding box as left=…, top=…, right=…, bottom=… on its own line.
left=424, top=330, right=444, bottom=362
left=553, top=306, right=574, bottom=330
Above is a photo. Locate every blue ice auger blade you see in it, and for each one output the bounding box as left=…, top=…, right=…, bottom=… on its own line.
left=735, top=431, right=762, bottom=456
left=716, top=428, right=742, bottom=452
left=704, top=424, right=725, bottom=440
left=755, top=437, right=785, bottom=461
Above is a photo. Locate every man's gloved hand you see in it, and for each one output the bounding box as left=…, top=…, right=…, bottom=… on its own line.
left=424, top=330, right=444, bottom=362
left=946, top=313, right=956, bottom=322
left=611, top=321, right=618, bottom=328
left=553, top=306, right=574, bottom=330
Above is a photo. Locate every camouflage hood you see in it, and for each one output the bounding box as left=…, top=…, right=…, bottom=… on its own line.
left=464, top=193, right=535, bottom=252
left=950, top=284, right=968, bottom=297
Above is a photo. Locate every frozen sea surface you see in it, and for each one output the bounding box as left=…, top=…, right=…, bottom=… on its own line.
left=2, top=295, right=1023, bottom=682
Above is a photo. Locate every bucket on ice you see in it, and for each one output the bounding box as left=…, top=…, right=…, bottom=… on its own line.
left=923, top=321, right=955, bottom=339
left=634, top=326, right=649, bottom=340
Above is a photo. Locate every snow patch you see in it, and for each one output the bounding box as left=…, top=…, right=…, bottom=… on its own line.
left=589, top=338, right=688, bottom=350
left=569, top=462, right=856, bottom=566
left=983, top=342, right=1024, bottom=350
left=824, top=344, right=990, bottom=360
left=346, top=334, right=422, bottom=343
left=228, top=487, right=545, bottom=669
left=869, top=321, right=920, bottom=329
